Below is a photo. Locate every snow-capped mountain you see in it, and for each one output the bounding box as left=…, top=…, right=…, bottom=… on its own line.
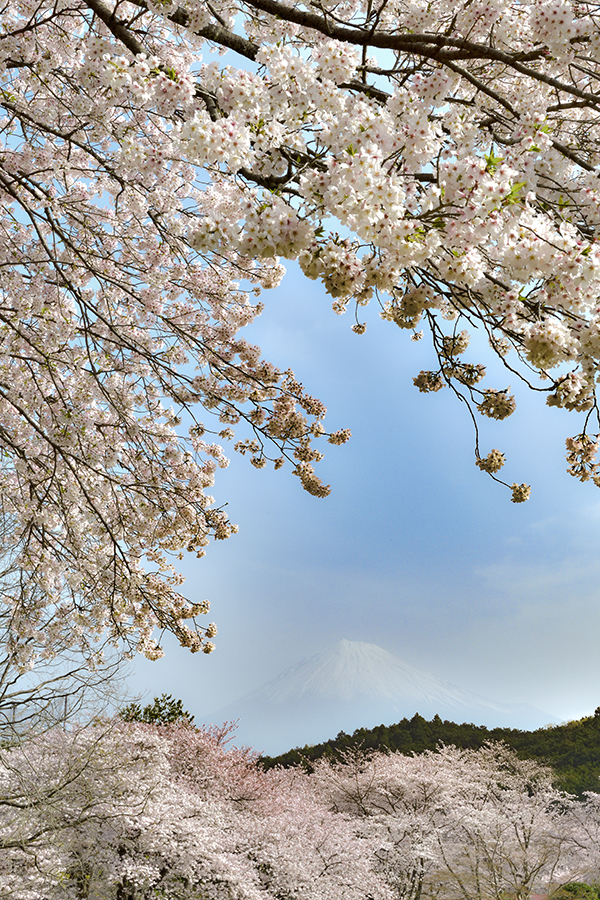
left=204, top=640, right=557, bottom=755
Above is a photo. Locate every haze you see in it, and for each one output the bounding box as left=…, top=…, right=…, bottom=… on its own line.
left=127, top=262, right=600, bottom=743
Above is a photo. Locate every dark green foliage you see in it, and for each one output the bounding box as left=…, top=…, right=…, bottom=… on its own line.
left=551, top=885, right=600, bottom=900
left=259, top=709, right=600, bottom=797
left=119, top=693, right=195, bottom=727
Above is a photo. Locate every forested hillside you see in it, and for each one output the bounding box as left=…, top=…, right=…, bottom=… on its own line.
left=260, top=709, right=600, bottom=797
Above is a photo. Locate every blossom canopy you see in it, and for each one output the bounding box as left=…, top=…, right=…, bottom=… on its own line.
left=2, top=0, right=600, bottom=659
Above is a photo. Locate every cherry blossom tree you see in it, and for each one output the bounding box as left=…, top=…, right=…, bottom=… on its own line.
left=430, top=744, right=578, bottom=900
left=311, top=746, right=447, bottom=900
left=0, top=719, right=390, bottom=899
left=312, top=743, right=583, bottom=900
left=4, top=0, right=600, bottom=659
left=0, top=595, right=129, bottom=744
left=0, top=0, right=348, bottom=664
left=556, top=792, right=600, bottom=887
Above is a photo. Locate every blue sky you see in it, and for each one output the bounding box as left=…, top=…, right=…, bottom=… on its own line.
left=126, top=260, right=600, bottom=735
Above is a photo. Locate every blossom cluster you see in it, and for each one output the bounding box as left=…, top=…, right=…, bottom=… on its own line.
left=565, top=433, right=600, bottom=485
left=476, top=449, right=506, bottom=474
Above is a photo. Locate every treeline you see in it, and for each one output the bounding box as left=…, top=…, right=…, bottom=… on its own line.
left=260, top=708, right=600, bottom=796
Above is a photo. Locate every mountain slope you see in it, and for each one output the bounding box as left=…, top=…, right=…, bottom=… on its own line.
left=204, top=640, right=556, bottom=755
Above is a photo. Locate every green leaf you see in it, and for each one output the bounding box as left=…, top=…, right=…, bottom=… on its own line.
left=502, top=181, right=527, bottom=205
left=485, top=149, right=504, bottom=173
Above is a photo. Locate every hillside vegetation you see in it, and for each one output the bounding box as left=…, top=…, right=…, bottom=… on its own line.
left=260, top=709, right=600, bottom=797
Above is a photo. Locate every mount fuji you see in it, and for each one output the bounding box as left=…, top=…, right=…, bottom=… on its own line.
left=203, top=640, right=557, bottom=755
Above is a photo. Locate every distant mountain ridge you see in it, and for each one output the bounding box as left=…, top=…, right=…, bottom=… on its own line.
left=204, top=639, right=556, bottom=755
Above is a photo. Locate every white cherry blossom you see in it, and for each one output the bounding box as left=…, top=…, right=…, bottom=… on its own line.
left=5, top=0, right=600, bottom=658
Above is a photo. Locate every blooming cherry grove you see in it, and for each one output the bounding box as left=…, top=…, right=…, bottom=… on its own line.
left=0, top=720, right=390, bottom=899
left=5, top=0, right=600, bottom=658
left=313, top=743, right=589, bottom=900
left=5, top=726, right=600, bottom=900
